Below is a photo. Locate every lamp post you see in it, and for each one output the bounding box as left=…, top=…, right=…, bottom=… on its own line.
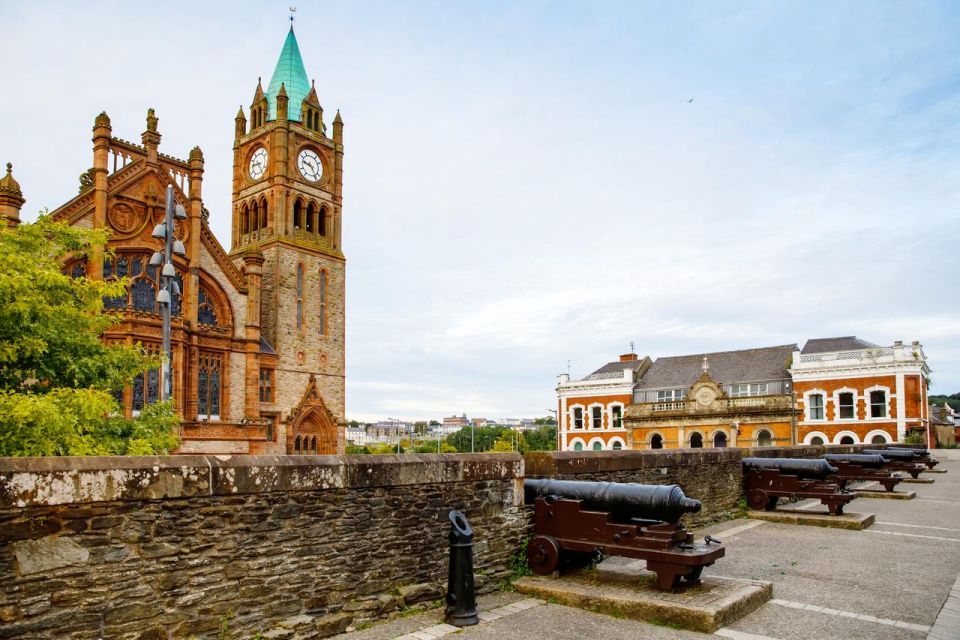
left=150, top=185, right=187, bottom=403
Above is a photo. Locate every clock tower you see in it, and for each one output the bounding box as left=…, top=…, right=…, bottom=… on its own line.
left=230, top=25, right=345, bottom=441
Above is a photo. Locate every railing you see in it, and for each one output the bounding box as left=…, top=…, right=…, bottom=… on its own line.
left=583, top=371, right=629, bottom=381
left=799, top=348, right=895, bottom=364
left=652, top=402, right=686, bottom=412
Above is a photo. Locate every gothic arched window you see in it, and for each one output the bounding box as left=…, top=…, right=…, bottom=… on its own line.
left=306, top=202, right=315, bottom=233
left=319, top=206, right=327, bottom=236
left=197, top=288, right=219, bottom=326
left=240, top=204, right=249, bottom=234
left=197, top=352, right=223, bottom=420
left=259, top=198, right=268, bottom=229
left=293, top=199, right=302, bottom=230
left=250, top=200, right=260, bottom=232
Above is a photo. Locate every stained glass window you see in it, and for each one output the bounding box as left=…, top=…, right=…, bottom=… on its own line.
left=133, top=373, right=145, bottom=412
left=171, top=275, right=183, bottom=317
left=103, top=258, right=113, bottom=279
left=132, top=257, right=142, bottom=277
left=71, top=262, right=86, bottom=278
left=147, top=368, right=159, bottom=404
left=198, top=288, right=218, bottom=326
left=197, top=352, right=223, bottom=419
left=116, top=257, right=128, bottom=278
left=132, top=279, right=155, bottom=312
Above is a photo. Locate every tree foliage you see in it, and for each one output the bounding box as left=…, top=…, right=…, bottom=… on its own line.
left=928, top=394, right=960, bottom=411
left=524, top=425, right=557, bottom=451
left=0, top=216, right=179, bottom=456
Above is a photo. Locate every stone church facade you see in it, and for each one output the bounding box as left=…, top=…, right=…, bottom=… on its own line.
left=4, top=27, right=345, bottom=455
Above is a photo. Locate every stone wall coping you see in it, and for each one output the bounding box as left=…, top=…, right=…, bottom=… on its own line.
left=0, top=453, right=523, bottom=509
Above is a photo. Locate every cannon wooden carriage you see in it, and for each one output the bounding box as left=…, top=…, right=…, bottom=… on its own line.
left=822, top=454, right=903, bottom=492
left=742, top=458, right=855, bottom=515
left=524, top=479, right=724, bottom=591
left=862, top=449, right=928, bottom=477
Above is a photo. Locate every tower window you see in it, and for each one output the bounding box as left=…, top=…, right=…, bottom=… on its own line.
left=319, top=206, right=327, bottom=236
left=250, top=200, right=260, bottom=232
left=259, top=369, right=274, bottom=403
left=241, top=204, right=249, bottom=234
left=293, top=199, right=302, bottom=229
left=260, top=198, right=267, bottom=229
left=197, top=352, right=223, bottom=420
left=296, top=264, right=304, bottom=331
left=319, top=270, right=327, bottom=336
left=306, top=202, right=315, bottom=232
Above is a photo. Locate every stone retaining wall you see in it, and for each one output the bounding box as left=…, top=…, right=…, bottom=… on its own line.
left=0, top=454, right=525, bottom=639
left=0, top=444, right=899, bottom=638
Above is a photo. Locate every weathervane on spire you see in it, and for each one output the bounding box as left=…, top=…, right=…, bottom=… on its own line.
left=289, top=6, right=297, bottom=28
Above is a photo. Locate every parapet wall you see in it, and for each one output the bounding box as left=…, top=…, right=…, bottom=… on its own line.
left=0, top=443, right=891, bottom=638
left=0, top=454, right=525, bottom=639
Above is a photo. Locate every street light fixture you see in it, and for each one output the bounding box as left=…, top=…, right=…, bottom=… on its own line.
left=153, top=184, right=186, bottom=403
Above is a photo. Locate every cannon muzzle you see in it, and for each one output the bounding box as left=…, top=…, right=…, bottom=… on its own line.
left=742, top=457, right=837, bottom=480
left=823, top=454, right=888, bottom=468
left=523, top=479, right=701, bottom=524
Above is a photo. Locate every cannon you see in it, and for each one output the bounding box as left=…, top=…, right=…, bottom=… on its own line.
left=863, top=449, right=929, bottom=476
left=524, top=479, right=724, bottom=591
left=742, top=458, right=855, bottom=515
left=871, top=447, right=939, bottom=469
left=822, top=454, right=903, bottom=492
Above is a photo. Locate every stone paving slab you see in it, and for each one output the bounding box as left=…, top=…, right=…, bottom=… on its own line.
left=746, top=508, right=874, bottom=529
left=903, top=477, right=936, bottom=484
left=852, top=488, right=916, bottom=499
left=513, top=571, right=770, bottom=633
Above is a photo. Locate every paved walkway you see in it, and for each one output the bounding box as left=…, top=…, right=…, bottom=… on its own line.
left=340, top=449, right=960, bottom=640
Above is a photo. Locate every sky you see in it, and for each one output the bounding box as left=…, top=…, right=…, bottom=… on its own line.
left=1, top=1, right=958, bottom=422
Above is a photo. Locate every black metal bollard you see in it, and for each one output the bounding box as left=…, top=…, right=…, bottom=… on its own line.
left=445, top=510, right=479, bottom=627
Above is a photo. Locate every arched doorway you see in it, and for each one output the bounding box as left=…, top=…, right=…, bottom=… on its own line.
left=756, top=429, right=773, bottom=447
left=573, top=441, right=584, bottom=451
left=713, top=432, right=727, bottom=448
left=289, top=375, right=340, bottom=454
left=809, top=435, right=825, bottom=445
left=690, top=432, right=703, bottom=448
left=870, top=434, right=888, bottom=444
left=592, top=441, right=603, bottom=451
left=612, top=441, right=623, bottom=450
left=840, top=435, right=855, bottom=445
left=650, top=434, right=663, bottom=449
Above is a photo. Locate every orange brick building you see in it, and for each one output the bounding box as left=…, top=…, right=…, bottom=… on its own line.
left=558, top=337, right=933, bottom=451
left=790, top=337, right=930, bottom=446
left=3, top=26, right=346, bottom=455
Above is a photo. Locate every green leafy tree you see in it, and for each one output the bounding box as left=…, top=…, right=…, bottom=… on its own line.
left=413, top=421, right=428, bottom=435
left=525, top=425, right=558, bottom=451
left=928, top=394, right=960, bottom=411
left=0, top=215, right=179, bottom=456
left=345, top=443, right=370, bottom=454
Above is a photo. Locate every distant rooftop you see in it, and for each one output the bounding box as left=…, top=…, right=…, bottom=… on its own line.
left=583, top=358, right=647, bottom=380
left=801, top=336, right=880, bottom=354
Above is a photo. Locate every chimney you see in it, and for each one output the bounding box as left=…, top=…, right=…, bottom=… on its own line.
left=619, top=353, right=638, bottom=362
left=893, top=340, right=903, bottom=347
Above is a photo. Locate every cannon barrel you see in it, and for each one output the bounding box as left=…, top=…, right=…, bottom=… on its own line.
left=885, top=447, right=930, bottom=459
left=864, top=449, right=920, bottom=461
left=742, top=457, right=837, bottom=480
left=523, top=479, right=701, bottom=524
left=823, top=454, right=888, bottom=468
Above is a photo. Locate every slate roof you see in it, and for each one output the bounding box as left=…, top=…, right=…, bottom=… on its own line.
left=635, top=344, right=797, bottom=389
left=583, top=359, right=647, bottom=380
left=801, top=336, right=879, bottom=354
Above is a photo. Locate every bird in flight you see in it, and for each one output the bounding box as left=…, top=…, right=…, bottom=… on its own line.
left=687, top=98, right=695, bottom=103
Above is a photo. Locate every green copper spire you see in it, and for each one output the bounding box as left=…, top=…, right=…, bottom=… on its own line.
left=266, top=27, right=310, bottom=121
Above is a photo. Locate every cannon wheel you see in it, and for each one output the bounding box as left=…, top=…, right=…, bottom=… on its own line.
left=746, top=489, right=769, bottom=511
left=526, top=535, right=561, bottom=575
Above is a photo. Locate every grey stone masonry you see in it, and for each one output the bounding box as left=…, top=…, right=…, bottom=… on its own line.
left=0, top=454, right=525, bottom=639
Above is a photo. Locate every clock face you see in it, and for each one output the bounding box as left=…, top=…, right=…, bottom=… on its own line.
left=297, top=149, right=323, bottom=182
left=248, top=147, right=267, bottom=180
left=695, top=387, right=716, bottom=406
